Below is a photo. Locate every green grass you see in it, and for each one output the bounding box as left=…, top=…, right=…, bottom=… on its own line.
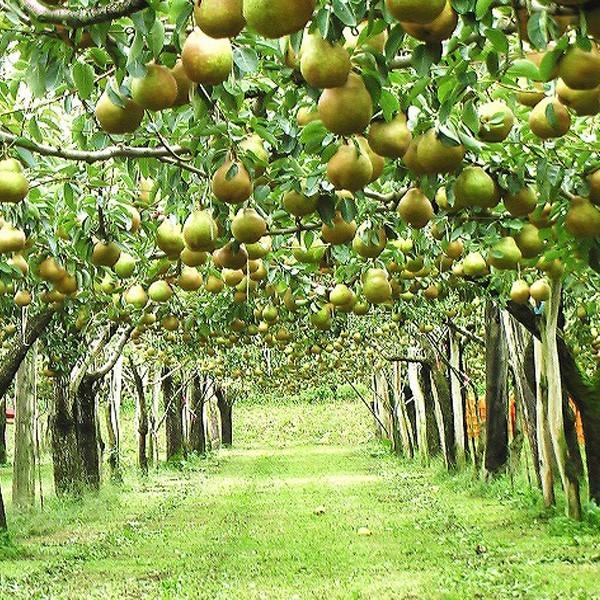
left=0, top=400, right=599, bottom=599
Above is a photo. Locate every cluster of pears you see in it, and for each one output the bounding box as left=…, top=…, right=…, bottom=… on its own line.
left=387, top=0, right=458, bottom=44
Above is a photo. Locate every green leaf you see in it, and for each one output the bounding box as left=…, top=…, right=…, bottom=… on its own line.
left=148, top=19, right=165, bottom=58
left=527, top=11, right=548, bottom=50
left=379, top=89, right=399, bottom=122
left=462, top=100, right=480, bottom=135
left=71, top=61, right=94, bottom=100
left=234, top=47, right=259, bottom=74
left=485, top=28, right=508, bottom=55
left=475, top=0, right=495, bottom=20
left=332, top=0, right=356, bottom=27
left=507, top=59, right=540, bottom=81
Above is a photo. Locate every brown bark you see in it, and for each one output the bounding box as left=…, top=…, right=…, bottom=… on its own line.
left=163, top=368, right=184, bottom=460
left=0, top=484, right=6, bottom=531
left=216, top=387, right=232, bottom=447
left=0, top=397, right=6, bottom=465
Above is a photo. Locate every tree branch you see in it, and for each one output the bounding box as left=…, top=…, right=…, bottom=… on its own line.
left=20, top=0, right=148, bottom=28
left=0, top=129, right=191, bottom=163
left=445, top=320, right=485, bottom=346
left=89, top=325, right=134, bottom=380
left=70, top=325, right=117, bottom=394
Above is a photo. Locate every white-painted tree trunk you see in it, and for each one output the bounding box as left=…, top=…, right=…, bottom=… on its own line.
left=449, top=330, right=465, bottom=467
left=542, top=278, right=581, bottom=520
left=430, top=372, right=448, bottom=469
left=408, top=362, right=428, bottom=465
left=12, top=328, right=37, bottom=509
left=391, top=362, right=413, bottom=457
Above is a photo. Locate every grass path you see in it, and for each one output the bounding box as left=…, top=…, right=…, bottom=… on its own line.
left=1, top=444, right=600, bottom=599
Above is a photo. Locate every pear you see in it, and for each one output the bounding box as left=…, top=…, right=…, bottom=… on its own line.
left=352, top=226, right=387, bottom=258
left=529, top=97, right=571, bottom=139
left=177, top=267, right=203, bottom=291
left=368, top=114, right=412, bottom=159
left=297, top=107, right=320, bottom=126
left=38, top=257, right=65, bottom=282
left=515, top=224, right=544, bottom=258
left=326, top=142, right=373, bottom=192
left=530, top=279, right=550, bottom=302
left=321, top=211, right=357, bottom=245
left=161, top=315, right=179, bottom=331
left=148, top=280, right=173, bottom=303
left=246, top=236, right=271, bottom=259
left=194, top=0, right=245, bottom=38
left=9, top=254, right=28, bottom=275
left=565, top=196, right=600, bottom=239
left=231, top=208, right=267, bottom=244
left=385, top=0, right=445, bottom=24
left=170, top=60, right=193, bottom=107
left=478, top=101, right=514, bottom=142
left=402, top=136, right=428, bottom=175
left=113, top=252, right=136, bottom=278
left=556, top=80, right=600, bottom=116
left=454, top=167, right=500, bottom=209
left=588, top=169, right=600, bottom=205
left=516, top=83, right=546, bottom=108
left=462, top=252, right=488, bottom=277
left=357, top=137, right=384, bottom=182
left=504, top=185, right=538, bottom=217
left=344, top=21, right=388, bottom=53
left=223, top=268, right=244, bottom=286
left=240, top=134, right=269, bottom=175
left=329, top=284, right=354, bottom=307
left=156, top=220, right=184, bottom=258
left=243, top=0, right=315, bottom=38
left=417, top=129, right=465, bottom=174
left=205, top=274, right=224, bottom=293
left=124, top=284, right=148, bottom=309
left=0, top=159, right=28, bottom=203
left=488, top=237, right=522, bottom=270
left=14, top=290, right=32, bottom=307
left=94, top=91, right=144, bottom=134
left=54, top=273, right=78, bottom=295
left=397, top=188, right=433, bottom=229
left=180, top=248, right=207, bottom=266
left=213, top=242, right=248, bottom=270
left=92, top=241, right=121, bottom=267
left=183, top=210, right=218, bottom=252
left=558, top=45, right=600, bottom=91
left=510, top=280, right=530, bottom=305
left=400, top=2, right=457, bottom=42
left=131, top=64, right=178, bottom=111
left=300, top=33, right=350, bottom=89
left=363, top=269, right=392, bottom=304
left=292, top=238, right=327, bottom=263
left=182, top=28, right=233, bottom=85
left=212, top=160, right=253, bottom=204
left=310, top=305, right=332, bottom=330
left=283, top=190, right=318, bottom=217
left=318, top=73, right=373, bottom=136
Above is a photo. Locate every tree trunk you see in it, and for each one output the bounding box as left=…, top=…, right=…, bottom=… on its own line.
left=189, top=374, right=206, bottom=454
left=484, top=302, right=509, bottom=476
left=0, top=484, right=6, bottom=531
left=507, top=300, right=600, bottom=504
left=391, top=362, right=413, bottom=458
left=408, top=362, right=428, bottom=464
left=12, top=339, right=37, bottom=509
left=75, top=376, right=101, bottom=491
left=449, top=330, right=466, bottom=467
left=216, top=387, right=233, bottom=447
left=129, top=358, right=148, bottom=476
left=105, top=356, right=123, bottom=482
left=419, top=364, right=441, bottom=456
left=50, top=375, right=82, bottom=495
left=429, top=358, right=457, bottom=470
left=162, top=367, right=184, bottom=460
left=541, top=278, right=581, bottom=520
left=0, top=396, right=7, bottom=465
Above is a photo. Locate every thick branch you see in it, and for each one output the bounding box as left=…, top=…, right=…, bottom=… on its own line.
left=445, top=320, right=484, bottom=346
left=0, top=130, right=190, bottom=164
left=89, top=325, right=134, bottom=380
left=70, top=325, right=116, bottom=394
left=20, top=0, right=148, bottom=27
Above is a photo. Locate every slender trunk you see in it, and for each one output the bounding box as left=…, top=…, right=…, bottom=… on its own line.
left=419, top=364, right=440, bottom=456
left=129, top=358, right=148, bottom=475
left=205, top=378, right=221, bottom=451
left=534, top=338, right=556, bottom=507
left=12, top=339, right=37, bottom=509
left=542, top=278, right=581, bottom=520
left=189, top=374, right=206, bottom=454
left=75, top=376, right=100, bottom=490
left=0, top=397, right=7, bottom=465
left=163, top=367, right=184, bottom=460
left=50, top=375, right=82, bottom=495
left=216, top=387, right=233, bottom=447
left=484, top=302, right=509, bottom=476
left=105, top=356, right=123, bottom=482
left=0, top=484, right=6, bottom=531
left=391, top=362, right=413, bottom=458
left=149, top=367, right=160, bottom=467
left=449, top=330, right=466, bottom=467
left=408, top=362, right=428, bottom=464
